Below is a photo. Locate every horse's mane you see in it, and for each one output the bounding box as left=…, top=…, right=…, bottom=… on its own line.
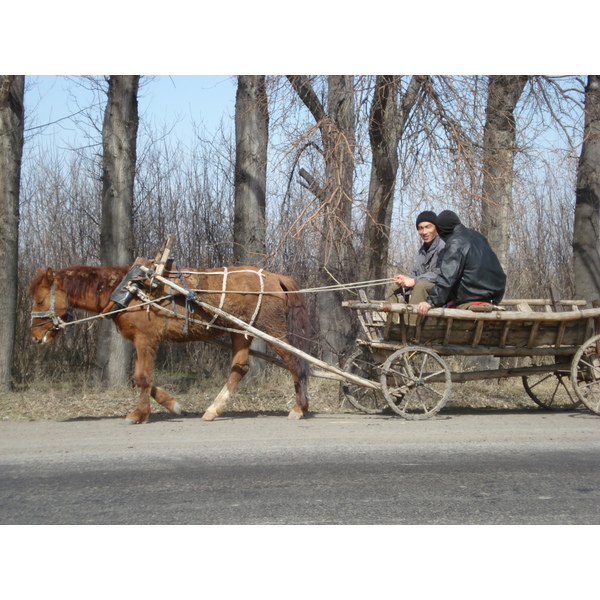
left=31, top=264, right=130, bottom=304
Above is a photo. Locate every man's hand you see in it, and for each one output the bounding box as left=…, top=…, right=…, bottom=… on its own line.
left=417, top=301, right=432, bottom=316
left=394, top=274, right=415, bottom=288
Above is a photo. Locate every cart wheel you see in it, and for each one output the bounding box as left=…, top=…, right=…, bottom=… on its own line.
left=380, top=346, right=451, bottom=420
left=522, top=358, right=581, bottom=411
left=571, top=334, right=600, bottom=416
left=340, top=347, right=388, bottom=414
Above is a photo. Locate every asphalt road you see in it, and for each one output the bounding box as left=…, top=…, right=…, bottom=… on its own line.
left=1, top=411, right=599, bottom=525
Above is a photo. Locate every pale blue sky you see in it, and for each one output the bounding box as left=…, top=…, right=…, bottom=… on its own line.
left=24, top=75, right=237, bottom=151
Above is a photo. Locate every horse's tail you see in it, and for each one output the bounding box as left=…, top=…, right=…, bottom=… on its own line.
left=277, top=274, right=311, bottom=392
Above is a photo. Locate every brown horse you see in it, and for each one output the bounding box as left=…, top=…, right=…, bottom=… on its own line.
left=30, top=263, right=311, bottom=423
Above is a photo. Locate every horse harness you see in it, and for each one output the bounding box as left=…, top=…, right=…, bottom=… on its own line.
left=107, top=263, right=268, bottom=337
left=30, top=279, right=74, bottom=331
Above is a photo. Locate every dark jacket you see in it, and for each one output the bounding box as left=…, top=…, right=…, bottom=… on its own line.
left=426, top=224, right=506, bottom=307
left=411, top=234, right=445, bottom=284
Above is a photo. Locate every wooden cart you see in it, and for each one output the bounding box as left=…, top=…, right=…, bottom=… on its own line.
left=123, top=239, right=600, bottom=421
left=340, top=291, right=600, bottom=419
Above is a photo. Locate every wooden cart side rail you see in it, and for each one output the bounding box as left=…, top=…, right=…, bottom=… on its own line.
left=359, top=339, right=582, bottom=357
left=342, top=300, right=600, bottom=322
left=500, top=299, right=587, bottom=308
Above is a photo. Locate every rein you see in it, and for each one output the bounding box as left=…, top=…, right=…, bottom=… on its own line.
left=31, top=270, right=394, bottom=336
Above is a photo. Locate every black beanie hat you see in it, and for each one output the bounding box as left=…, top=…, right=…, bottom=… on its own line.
left=436, top=210, right=462, bottom=240
left=416, top=210, right=437, bottom=229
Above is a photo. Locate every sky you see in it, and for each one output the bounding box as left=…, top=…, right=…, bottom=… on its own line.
left=24, top=75, right=237, bottom=151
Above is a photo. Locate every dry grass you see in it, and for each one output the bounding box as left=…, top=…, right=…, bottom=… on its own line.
left=0, top=363, right=552, bottom=422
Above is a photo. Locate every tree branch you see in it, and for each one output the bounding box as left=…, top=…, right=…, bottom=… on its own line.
left=286, top=75, right=327, bottom=124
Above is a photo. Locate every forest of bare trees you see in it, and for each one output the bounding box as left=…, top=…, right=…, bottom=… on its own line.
left=1, top=74, right=597, bottom=391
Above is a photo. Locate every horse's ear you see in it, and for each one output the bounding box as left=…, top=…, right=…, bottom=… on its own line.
left=44, top=268, right=55, bottom=284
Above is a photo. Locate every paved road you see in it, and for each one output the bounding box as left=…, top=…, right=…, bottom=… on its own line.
left=1, top=411, right=599, bottom=524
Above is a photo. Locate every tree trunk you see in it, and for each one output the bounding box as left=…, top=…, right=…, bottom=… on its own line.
left=233, top=75, right=268, bottom=265
left=0, top=76, right=24, bottom=392
left=573, top=75, right=600, bottom=304
left=96, top=75, right=140, bottom=385
left=481, top=75, right=529, bottom=268
left=363, top=75, right=425, bottom=293
left=287, top=75, right=356, bottom=363
left=233, top=75, right=269, bottom=372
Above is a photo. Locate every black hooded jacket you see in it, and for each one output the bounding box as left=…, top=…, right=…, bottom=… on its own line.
left=426, top=222, right=506, bottom=307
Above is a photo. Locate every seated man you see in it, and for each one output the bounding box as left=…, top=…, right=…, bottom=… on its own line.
left=417, top=210, right=506, bottom=316
left=390, top=210, right=445, bottom=306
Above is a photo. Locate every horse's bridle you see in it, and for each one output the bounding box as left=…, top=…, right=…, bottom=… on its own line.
left=30, top=279, right=74, bottom=332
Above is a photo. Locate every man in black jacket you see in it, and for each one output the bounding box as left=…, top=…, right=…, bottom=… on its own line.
left=416, top=210, right=506, bottom=316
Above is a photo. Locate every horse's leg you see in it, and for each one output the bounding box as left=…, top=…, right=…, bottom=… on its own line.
left=151, top=385, right=182, bottom=416
left=271, top=343, right=310, bottom=419
left=127, top=341, right=182, bottom=423
left=202, top=333, right=250, bottom=421
left=126, top=341, right=156, bottom=424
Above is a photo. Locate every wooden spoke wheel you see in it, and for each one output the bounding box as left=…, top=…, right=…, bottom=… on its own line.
left=340, top=347, right=388, bottom=414
left=571, top=334, right=600, bottom=416
left=522, top=358, right=581, bottom=411
left=380, top=346, right=451, bottom=420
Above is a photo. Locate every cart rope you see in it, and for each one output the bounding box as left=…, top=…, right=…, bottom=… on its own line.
left=170, top=269, right=394, bottom=296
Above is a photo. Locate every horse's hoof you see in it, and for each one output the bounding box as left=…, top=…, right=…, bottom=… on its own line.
left=202, top=411, right=217, bottom=422
left=125, top=413, right=147, bottom=424
left=287, top=409, right=304, bottom=420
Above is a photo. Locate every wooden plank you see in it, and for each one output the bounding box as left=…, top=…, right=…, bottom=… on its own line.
left=527, top=321, right=541, bottom=348
left=554, top=321, right=566, bottom=348
left=426, top=362, right=572, bottom=384
left=443, top=318, right=453, bottom=346
left=357, top=289, right=383, bottom=342
left=415, top=318, right=423, bottom=343
left=471, top=319, right=484, bottom=347
left=550, top=285, right=563, bottom=312
left=343, top=300, right=596, bottom=323
left=499, top=321, right=511, bottom=348
left=362, top=339, right=582, bottom=357
left=153, top=234, right=175, bottom=278
left=500, top=299, right=587, bottom=307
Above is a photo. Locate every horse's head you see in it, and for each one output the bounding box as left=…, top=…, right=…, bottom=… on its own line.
left=30, top=268, right=73, bottom=344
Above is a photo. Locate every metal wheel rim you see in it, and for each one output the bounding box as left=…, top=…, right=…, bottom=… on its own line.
left=380, top=346, right=451, bottom=420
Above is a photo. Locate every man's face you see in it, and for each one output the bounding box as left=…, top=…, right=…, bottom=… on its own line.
left=417, top=221, right=437, bottom=245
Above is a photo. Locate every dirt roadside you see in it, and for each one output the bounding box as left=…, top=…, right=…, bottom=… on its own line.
left=1, top=411, right=599, bottom=460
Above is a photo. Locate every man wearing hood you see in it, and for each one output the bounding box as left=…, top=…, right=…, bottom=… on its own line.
left=391, top=210, right=445, bottom=305
left=416, top=210, right=506, bottom=316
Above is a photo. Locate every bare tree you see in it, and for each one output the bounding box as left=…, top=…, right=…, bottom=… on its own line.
left=286, top=75, right=356, bottom=362
left=233, top=75, right=268, bottom=265
left=573, top=75, right=600, bottom=304
left=233, top=75, right=269, bottom=371
left=363, top=75, right=425, bottom=288
left=481, top=75, right=529, bottom=267
left=0, top=76, right=24, bottom=391
left=96, top=75, right=140, bottom=385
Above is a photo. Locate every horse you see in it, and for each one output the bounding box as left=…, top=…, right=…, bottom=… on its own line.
left=29, top=262, right=311, bottom=423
